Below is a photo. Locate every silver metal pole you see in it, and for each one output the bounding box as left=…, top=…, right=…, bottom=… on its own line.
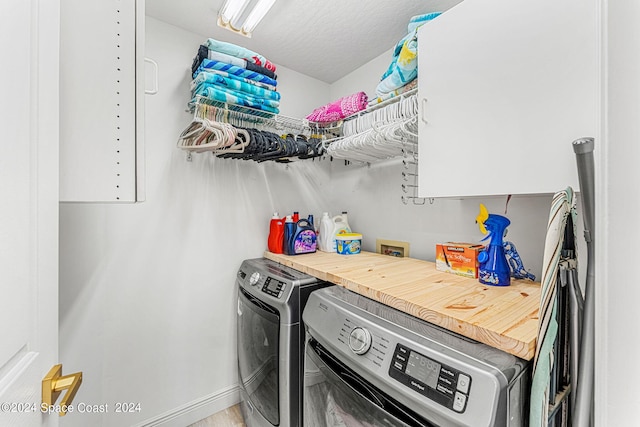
left=572, top=137, right=595, bottom=427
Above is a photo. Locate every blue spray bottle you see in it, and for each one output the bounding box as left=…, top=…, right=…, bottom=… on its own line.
left=476, top=204, right=511, bottom=286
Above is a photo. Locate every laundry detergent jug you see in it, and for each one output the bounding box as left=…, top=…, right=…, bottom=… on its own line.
left=333, top=212, right=352, bottom=238
left=283, top=215, right=295, bottom=255
left=267, top=212, right=284, bottom=254
left=286, top=217, right=317, bottom=255
left=318, top=212, right=336, bottom=252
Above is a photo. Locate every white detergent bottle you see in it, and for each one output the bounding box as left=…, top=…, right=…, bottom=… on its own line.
left=340, top=211, right=351, bottom=232
left=318, top=212, right=335, bottom=252
left=332, top=212, right=352, bottom=252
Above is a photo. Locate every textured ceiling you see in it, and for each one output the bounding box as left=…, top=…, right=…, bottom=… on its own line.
left=146, top=0, right=463, bottom=83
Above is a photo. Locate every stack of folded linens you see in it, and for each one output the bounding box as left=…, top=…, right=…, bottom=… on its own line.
left=372, top=12, right=441, bottom=104
left=191, top=39, right=280, bottom=115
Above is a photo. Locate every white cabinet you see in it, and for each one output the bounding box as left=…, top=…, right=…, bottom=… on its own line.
left=417, top=0, right=597, bottom=198
left=60, top=0, right=146, bottom=202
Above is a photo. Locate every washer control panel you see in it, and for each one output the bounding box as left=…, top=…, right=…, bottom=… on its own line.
left=389, top=344, right=471, bottom=413
left=261, top=277, right=286, bottom=298
left=337, top=318, right=390, bottom=368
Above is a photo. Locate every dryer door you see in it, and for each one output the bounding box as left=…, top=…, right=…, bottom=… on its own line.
left=237, top=287, right=280, bottom=425
left=304, top=338, right=437, bottom=427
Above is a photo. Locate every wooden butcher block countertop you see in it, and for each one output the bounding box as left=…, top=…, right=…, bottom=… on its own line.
left=264, top=250, right=541, bottom=360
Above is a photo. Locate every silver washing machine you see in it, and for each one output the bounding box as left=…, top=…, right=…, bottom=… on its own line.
left=236, top=257, right=332, bottom=427
left=303, top=286, right=530, bottom=427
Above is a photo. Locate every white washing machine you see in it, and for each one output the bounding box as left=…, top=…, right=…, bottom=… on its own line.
left=303, top=286, right=530, bottom=427
left=236, top=257, right=331, bottom=427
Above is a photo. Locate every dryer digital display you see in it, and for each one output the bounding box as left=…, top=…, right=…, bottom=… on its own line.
left=405, top=350, right=441, bottom=388
left=389, top=344, right=471, bottom=413
left=262, top=277, right=286, bottom=298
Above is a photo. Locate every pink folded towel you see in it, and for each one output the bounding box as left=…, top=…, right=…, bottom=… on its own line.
left=306, top=92, right=368, bottom=123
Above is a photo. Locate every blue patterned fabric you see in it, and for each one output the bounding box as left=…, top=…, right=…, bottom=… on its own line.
left=193, top=59, right=278, bottom=87
left=202, top=68, right=276, bottom=91
left=192, top=83, right=280, bottom=115
left=193, top=72, right=281, bottom=102
left=376, top=12, right=441, bottom=96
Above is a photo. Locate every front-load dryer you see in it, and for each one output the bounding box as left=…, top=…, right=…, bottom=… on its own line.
left=236, top=257, right=331, bottom=427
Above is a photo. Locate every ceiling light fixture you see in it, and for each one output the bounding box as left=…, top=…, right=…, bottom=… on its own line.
left=217, top=0, right=276, bottom=38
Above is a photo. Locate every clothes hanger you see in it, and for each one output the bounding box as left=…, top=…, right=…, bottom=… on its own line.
left=216, top=127, right=250, bottom=155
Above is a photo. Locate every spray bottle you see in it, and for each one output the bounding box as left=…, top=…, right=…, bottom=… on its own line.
left=476, top=204, right=511, bottom=286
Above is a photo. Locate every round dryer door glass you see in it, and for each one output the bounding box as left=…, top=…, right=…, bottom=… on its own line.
left=349, top=327, right=372, bottom=355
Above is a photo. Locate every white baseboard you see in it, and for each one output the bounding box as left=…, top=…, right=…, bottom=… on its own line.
left=132, top=384, right=240, bottom=427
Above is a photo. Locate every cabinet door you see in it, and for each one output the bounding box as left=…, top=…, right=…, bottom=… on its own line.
left=417, top=0, right=597, bottom=198
left=60, top=0, right=145, bottom=202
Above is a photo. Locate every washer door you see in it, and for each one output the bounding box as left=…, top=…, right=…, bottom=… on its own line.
left=238, top=287, right=280, bottom=425
left=304, top=338, right=436, bottom=427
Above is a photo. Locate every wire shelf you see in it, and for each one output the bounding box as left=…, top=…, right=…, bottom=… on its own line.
left=343, top=88, right=418, bottom=123
left=189, top=95, right=278, bottom=120
left=189, top=95, right=316, bottom=133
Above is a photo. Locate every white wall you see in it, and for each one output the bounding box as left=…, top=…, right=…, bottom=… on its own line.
left=275, top=66, right=331, bottom=117
left=59, top=17, right=332, bottom=427
left=329, top=47, right=393, bottom=101
left=59, top=14, right=586, bottom=427
left=325, top=155, right=559, bottom=278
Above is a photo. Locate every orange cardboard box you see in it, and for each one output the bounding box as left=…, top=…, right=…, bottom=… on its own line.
left=435, top=242, right=485, bottom=279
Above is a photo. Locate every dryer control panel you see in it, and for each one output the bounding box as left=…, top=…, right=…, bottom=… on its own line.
left=262, top=277, right=286, bottom=298
left=389, top=344, right=471, bottom=413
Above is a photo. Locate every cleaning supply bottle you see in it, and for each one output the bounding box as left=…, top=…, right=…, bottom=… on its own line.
left=267, top=212, right=284, bottom=254
left=292, top=211, right=300, bottom=222
left=283, top=215, right=295, bottom=255
left=340, top=211, right=351, bottom=232
left=476, top=204, right=511, bottom=286
left=318, top=212, right=335, bottom=252
left=290, top=218, right=317, bottom=254
left=333, top=212, right=352, bottom=241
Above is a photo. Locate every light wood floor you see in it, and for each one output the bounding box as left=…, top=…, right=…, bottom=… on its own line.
left=188, top=404, right=246, bottom=427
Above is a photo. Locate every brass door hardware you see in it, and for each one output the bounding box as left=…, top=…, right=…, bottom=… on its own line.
left=42, top=364, right=83, bottom=416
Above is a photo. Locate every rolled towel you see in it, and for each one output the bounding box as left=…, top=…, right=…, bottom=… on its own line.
left=376, top=12, right=441, bottom=96
left=305, top=92, right=368, bottom=123
left=368, top=78, right=417, bottom=106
